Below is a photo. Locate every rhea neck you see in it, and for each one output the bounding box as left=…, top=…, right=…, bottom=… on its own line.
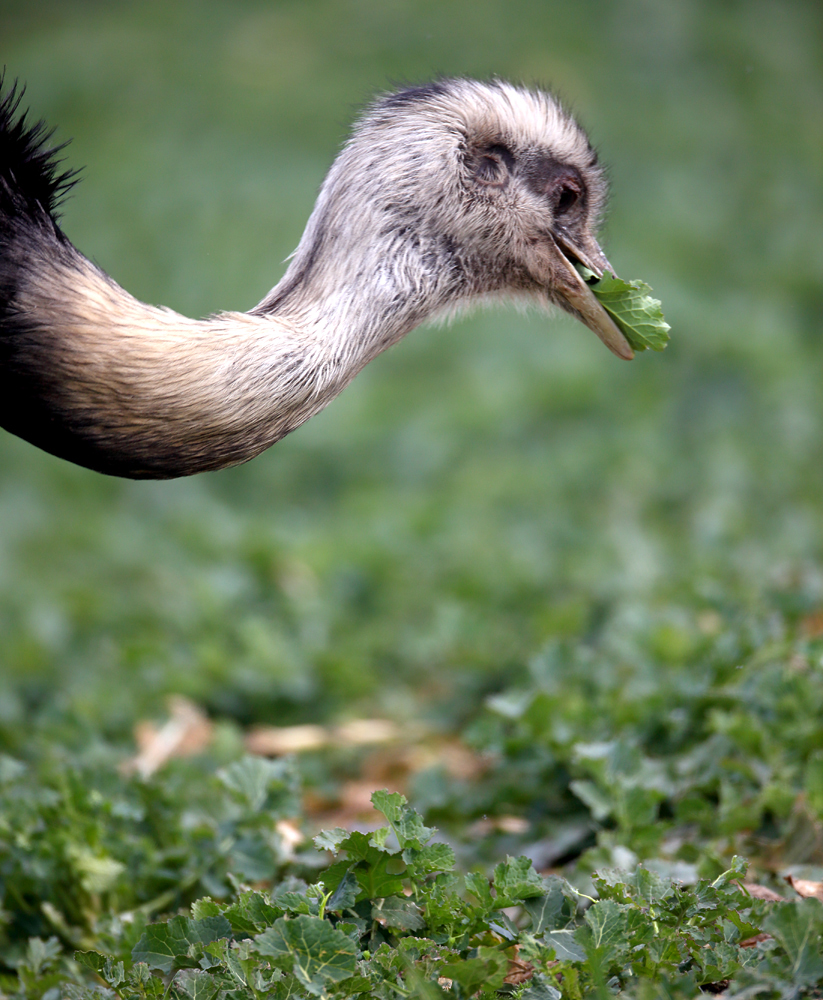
left=5, top=169, right=478, bottom=480
left=255, top=169, right=474, bottom=373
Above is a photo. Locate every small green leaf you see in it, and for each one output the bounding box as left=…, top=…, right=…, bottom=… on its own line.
left=711, top=855, right=748, bottom=887
left=371, top=789, right=406, bottom=824
left=338, top=830, right=386, bottom=861
left=493, top=856, right=545, bottom=904
left=334, top=974, right=374, bottom=996
left=465, top=871, right=493, bottom=908
left=441, top=947, right=508, bottom=994
left=75, top=951, right=125, bottom=987
left=569, top=779, right=613, bottom=821
left=217, top=755, right=296, bottom=813
left=273, top=878, right=316, bottom=914
left=204, top=939, right=247, bottom=986
left=314, top=827, right=349, bottom=853
left=372, top=895, right=425, bottom=931
left=575, top=265, right=670, bottom=352
left=523, top=877, right=574, bottom=933
left=74, top=951, right=107, bottom=975
left=354, top=852, right=407, bottom=900
left=582, top=899, right=629, bottom=961
left=326, top=830, right=408, bottom=900
left=190, top=898, right=221, bottom=920
left=132, top=916, right=232, bottom=973
left=763, top=899, right=823, bottom=985
left=521, top=973, right=562, bottom=1000
left=369, top=826, right=391, bottom=849
left=254, top=914, right=357, bottom=995
left=171, top=969, right=221, bottom=1000
left=404, top=842, right=455, bottom=876
left=542, top=929, right=586, bottom=963
left=126, top=963, right=166, bottom=998
left=276, top=892, right=316, bottom=914
left=633, top=866, right=674, bottom=906
left=223, top=891, right=283, bottom=935
left=371, top=789, right=435, bottom=849
left=421, top=872, right=465, bottom=932
left=326, top=871, right=359, bottom=912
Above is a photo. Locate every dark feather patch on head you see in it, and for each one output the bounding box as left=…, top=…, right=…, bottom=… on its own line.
left=0, top=73, right=79, bottom=222
left=379, top=81, right=449, bottom=110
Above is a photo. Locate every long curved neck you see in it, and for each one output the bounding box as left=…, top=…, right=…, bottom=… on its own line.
left=2, top=195, right=470, bottom=479
left=256, top=183, right=471, bottom=371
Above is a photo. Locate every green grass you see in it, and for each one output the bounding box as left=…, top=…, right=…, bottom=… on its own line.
left=2, top=0, right=823, bottom=994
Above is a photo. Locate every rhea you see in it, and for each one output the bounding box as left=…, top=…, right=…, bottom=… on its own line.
left=0, top=78, right=632, bottom=480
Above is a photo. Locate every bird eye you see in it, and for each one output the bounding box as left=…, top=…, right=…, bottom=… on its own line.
left=555, top=183, right=581, bottom=214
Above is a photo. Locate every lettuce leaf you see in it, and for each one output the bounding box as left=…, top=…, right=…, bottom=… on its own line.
left=576, top=266, right=671, bottom=352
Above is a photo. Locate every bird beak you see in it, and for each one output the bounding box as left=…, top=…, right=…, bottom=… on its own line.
left=549, top=230, right=634, bottom=361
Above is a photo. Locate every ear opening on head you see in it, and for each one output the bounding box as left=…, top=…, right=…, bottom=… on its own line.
left=469, top=142, right=515, bottom=189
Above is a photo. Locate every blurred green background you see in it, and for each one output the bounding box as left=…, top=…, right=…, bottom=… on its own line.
left=2, top=0, right=822, bottom=748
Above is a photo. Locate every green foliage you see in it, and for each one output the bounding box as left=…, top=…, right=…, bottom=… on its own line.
left=419, top=617, right=823, bottom=882
left=0, top=751, right=300, bottom=960
left=575, top=267, right=671, bottom=352
left=255, top=914, right=358, bottom=994
left=33, top=794, right=821, bottom=999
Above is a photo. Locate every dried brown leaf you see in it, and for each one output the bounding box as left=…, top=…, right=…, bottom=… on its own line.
left=742, top=883, right=785, bottom=902
left=246, top=718, right=400, bottom=756
left=124, top=696, right=213, bottom=778
left=275, top=819, right=305, bottom=858
left=334, top=719, right=400, bottom=745
left=801, top=609, right=823, bottom=639
left=740, top=933, right=772, bottom=948
left=785, top=874, right=823, bottom=901
left=245, top=724, right=327, bottom=755
left=504, top=953, right=535, bottom=986
left=495, top=815, right=530, bottom=835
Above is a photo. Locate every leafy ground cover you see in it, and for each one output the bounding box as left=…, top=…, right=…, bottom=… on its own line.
left=5, top=781, right=823, bottom=998
left=3, top=0, right=823, bottom=995
left=4, top=594, right=823, bottom=996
